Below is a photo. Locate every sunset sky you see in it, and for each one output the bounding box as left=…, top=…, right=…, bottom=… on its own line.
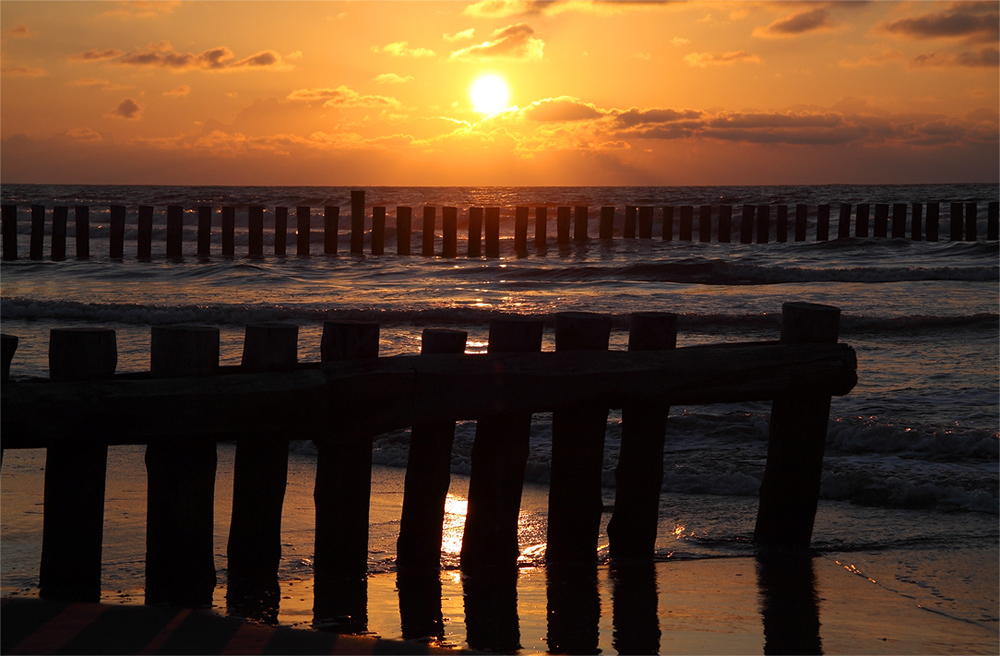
left=1, top=1, right=997, bottom=186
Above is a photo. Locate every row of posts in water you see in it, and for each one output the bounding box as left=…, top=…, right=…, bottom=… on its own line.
left=2, top=193, right=998, bottom=261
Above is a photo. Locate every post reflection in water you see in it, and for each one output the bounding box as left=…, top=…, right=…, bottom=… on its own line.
left=462, top=567, right=521, bottom=653
left=396, top=568, right=445, bottom=642
left=312, top=573, right=368, bottom=635
left=610, top=560, right=661, bottom=655
left=756, top=553, right=823, bottom=655
left=546, top=562, right=601, bottom=655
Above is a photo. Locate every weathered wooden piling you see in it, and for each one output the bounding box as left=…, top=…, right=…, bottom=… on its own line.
left=624, top=206, right=637, bottom=239
left=422, top=206, right=436, bottom=257
left=40, top=328, right=117, bottom=602
left=468, top=207, right=483, bottom=256
left=988, top=201, right=999, bottom=241
left=111, top=205, right=127, bottom=258
left=324, top=206, right=338, bottom=255
left=137, top=206, right=153, bottom=260
left=198, top=206, right=212, bottom=257
left=697, top=206, right=710, bottom=242
left=547, top=312, right=613, bottom=564
left=485, top=207, right=501, bottom=258
left=965, top=202, right=977, bottom=241
left=640, top=205, right=656, bottom=240
left=607, top=312, right=677, bottom=560
left=911, top=203, right=923, bottom=241
left=461, top=316, right=544, bottom=574
left=297, top=206, right=310, bottom=256
left=397, top=206, right=412, bottom=256
left=856, top=203, right=870, bottom=238
left=949, top=202, right=963, bottom=241
left=757, top=205, right=770, bottom=244
left=817, top=204, right=830, bottom=242
left=371, top=206, right=386, bottom=255
left=166, top=206, right=183, bottom=259
left=740, top=205, right=754, bottom=244
left=514, top=206, right=528, bottom=254
left=874, top=203, right=888, bottom=238
left=679, top=206, right=693, bottom=241
left=775, top=205, right=788, bottom=243
left=534, top=207, right=547, bottom=250
left=574, top=206, right=589, bottom=241
left=661, top=206, right=673, bottom=241
left=1, top=333, right=17, bottom=383
left=2, top=204, right=16, bottom=260
left=557, top=206, right=571, bottom=245
left=838, top=204, right=851, bottom=240
left=248, top=205, right=264, bottom=257
left=397, top=328, right=467, bottom=571
left=145, top=325, right=219, bottom=606
left=718, top=205, right=732, bottom=243
left=892, top=203, right=907, bottom=239
left=228, top=322, right=298, bottom=620
left=351, top=191, right=365, bottom=255
left=274, top=206, right=288, bottom=257
left=30, top=205, right=44, bottom=260
left=444, top=207, right=459, bottom=258
left=51, top=206, right=67, bottom=261
left=795, top=204, right=808, bottom=242
left=221, top=206, right=235, bottom=257
left=754, top=302, right=840, bottom=550
left=926, top=202, right=940, bottom=241
left=600, top=206, right=614, bottom=240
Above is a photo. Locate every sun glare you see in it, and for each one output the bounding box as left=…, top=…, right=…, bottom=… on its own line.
left=470, top=74, right=510, bottom=115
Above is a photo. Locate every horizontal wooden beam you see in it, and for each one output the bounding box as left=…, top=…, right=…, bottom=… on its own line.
left=1, top=343, right=856, bottom=449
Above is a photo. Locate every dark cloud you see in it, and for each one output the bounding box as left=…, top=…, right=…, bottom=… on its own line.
left=110, top=98, right=141, bottom=120
left=880, top=7, right=999, bottom=43
left=756, top=8, right=834, bottom=37
left=522, top=97, right=603, bottom=122
left=611, top=107, right=704, bottom=128
left=70, top=49, right=125, bottom=62
left=909, top=47, right=999, bottom=68
left=72, top=42, right=286, bottom=71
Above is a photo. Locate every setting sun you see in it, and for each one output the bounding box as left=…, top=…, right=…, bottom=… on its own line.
left=469, top=74, right=509, bottom=115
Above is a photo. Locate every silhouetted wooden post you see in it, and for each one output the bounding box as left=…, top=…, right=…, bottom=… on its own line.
left=30, top=205, right=44, bottom=260
left=837, top=204, right=851, bottom=240
left=624, top=206, right=636, bottom=239
left=514, top=206, right=528, bottom=255
left=461, top=316, right=544, bottom=574
left=965, top=202, right=977, bottom=241
left=228, top=322, right=298, bottom=619
left=817, top=205, right=830, bottom=242
left=873, top=203, right=888, bottom=238
left=911, top=203, right=923, bottom=241
left=422, top=206, right=436, bottom=257
left=679, top=206, right=693, bottom=241
left=220, top=206, right=234, bottom=258
left=136, top=205, right=153, bottom=260
left=351, top=191, right=365, bottom=254
left=40, top=328, right=117, bottom=602
left=794, top=204, right=807, bottom=242
left=468, top=207, right=483, bottom=256
left=695, top=206, right=709, bottom=242
left=397, top=206, right=412, bottom=255
left=573, top=206, right=588, bottom=241
left=891, top=203, right=907, bottom=239
left=740, top=205, right=755, bottom=244
left=274, top=206, right=288, bottom=257
left=1, top=333, right=16, bottom=383
left=443, top=207, right=458, bottom=257
left=988, top=202, right=999, bottom=241
left=248, top=205, right=264, bottom=257
left=926, top=202, right=940, bottom=241
left=717, top=205, right=731, bottom=243
left=599, top=206, right=614, bottom=240
left=297, top=206, right=310, bottom=256
left=557, top=207, right=571, bottom=245
left=754, top=302, right=840, bottom=551
left=547, top=312, right=612, bottom=564
left=166, top=205, right=183, bottom=259
left=397, top=328, right=467, bottom=570
left=757, top=205, right=771, bottom=243
left=642, top=206, right=656, bottom=240
left=314, top=320, right=379, bottom=622
left=145, top=325, right=219, bottom=606
left=75, top=206, right=90, bottom=259
left=661, top=206, right=673, bottom=241
left=949, top=203, right=963, bottom=241
left=51, top=206, right=67, bottom=261
left=855, top=203, right=870, bottom=238
left=109, top=205, right=125, bottom=258
left=775, top=205, right=788, bottom=243
left=485, top=207, right=501, bottom=258
left=2, top=205, right=16, bottom=260
left=198, top=206, right=212, bottom=257
left=324, top=205, right=339, bottom=255
left=607, top=312, right=677, bottom=560
left=371, top=206, right=386, bottom=255
left=534, top=207, right=547, bottom=250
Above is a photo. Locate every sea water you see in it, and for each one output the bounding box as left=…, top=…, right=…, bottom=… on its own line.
left=1, top=183, right=997, bottom=650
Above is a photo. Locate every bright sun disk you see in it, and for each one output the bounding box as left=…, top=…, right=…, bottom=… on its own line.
left=470, top=74, right=510, bottom=115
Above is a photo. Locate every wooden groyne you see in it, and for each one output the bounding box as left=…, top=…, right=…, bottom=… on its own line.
left=1, top=303, right=856, bottom=635
left=2, top=195, right=997, bottom=261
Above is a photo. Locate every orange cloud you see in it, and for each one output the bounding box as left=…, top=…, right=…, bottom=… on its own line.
left=2, top=24, right=35, bottom=38
left=287, top=86, right=400, bottom=108
left=683, top=50, right=761, bottom=67
left=753, top=8, right=835, bottom=38
left=163, top=85, right=191, bottom=97
left=373, top=41, right=436, bottom=58
left=908, top=47, right=999, bottom=68
left=1, top=64, right=48, bottom=77
left=839, top=49, right=904, bottom=68
left=108, top=98, right=142, bottom=119
left=450, top=23, right=544, bottom=60
left=71, top=41, right=288, bottom=71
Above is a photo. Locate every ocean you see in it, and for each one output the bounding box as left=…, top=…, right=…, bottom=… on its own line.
left=1, top=183, right=997, bottom=652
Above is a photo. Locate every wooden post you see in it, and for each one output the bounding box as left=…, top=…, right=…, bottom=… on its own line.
left=198, top=206, right=212, bottom=258
left=248, top=205, right=264, bottom=257
left=679, top=206, right=693, bottom=241
left=911, top=203, right=923, bottom=241
left=463, top=568, right=520, bottom=652
left=794, top=204, right=807, bottom=242
left=137, top=206, right=153, bottom=260
left=371, top=206, right=386, bottom=255
left=776, top=205, right=788, bottom=243
left=757, top=205, right=771, bottom=244
left=661, top=206, right=673, bottom=241
left=40, top=328, right=116, bottom=602
left=314, top=321, right=379, bottom=628
left=547, top=312, right=612, bottom=564
left=624, top=206, right=636, bottom=239
left=1, top=333, right=16, bottom=383
left=514, top=206, right=528, bottom=254
left=30, top=205, right=44, bottom=260
left=607, top=312, right=677, bottom=560
left=109, top=205, right=125, bottom=259
left=297, top=206, right=310, bottom=256
left=926, top=202, right=940, bottom=241
left=351, top=190, right=365, bottom=254
left=2, top=204, right=16, bottom=261
left=817, top=205, right=830, bottom=242
left=397, top=328, right=467, bottom=571
left=324, top=205, right=339, bottom=255
left=545, top=563, right=601, bottom=654
left=717, top=205, right=731, bottom=243
left=227, top=322, right=298, bottom=621
left=754, top=302, right=840, bottom=551
left=740, top=205, right=754, bottom=244
left=837, top=204, right=851, bottom=240
left=573, top=205, right=588, bottom=241
left=534, top=207, right=547, bottom=250
left=75, top=206, right=90, bottom=259
left=697, top=206, right=710, bottom=242
left=599, top=206, right=614, bottom=240
left=557, top=207, right=571, bottom=245
left=640, top=206, right=654, bottom=240
left=461, top=316, right=544, bottom=574
left=397, top=206, right=412, bottom=255
left=166, top=205, right=183, bottom=259
left=988, top=201, right=999, bottom=241
left=856, top=203, right=870, bottom=238
left=468, top=207, right=483, bottom=256
left=949, top=202, right=963, bottom=241
left=965, top=202, right=977, bottom=241
left=891, top=203, right=907, bottom=239
left=51, top=206, right=67, bottom=261
left=222, top=206, right=235, bottom=258
left=485, top=207, right=501, bottom=258
left=448, top=207, right=463, bottom=258
left=422, top=206, right=436, bottom=257
left=145, top=325, right=219, bottom=606
left=873, top=203, right=888, bottom=238
left=274, top=206, right=288, bottom=257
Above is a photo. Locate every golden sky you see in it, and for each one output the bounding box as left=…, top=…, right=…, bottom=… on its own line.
left=1, top=0, right=997, bottom=185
